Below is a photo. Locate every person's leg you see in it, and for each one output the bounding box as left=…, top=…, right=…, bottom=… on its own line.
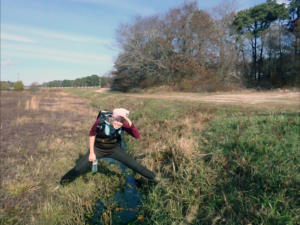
left=108, top=146, right=156, bottom=180
left=60, top=149, right=105, bottom=184
left=60, top=151, right=90, bottom=184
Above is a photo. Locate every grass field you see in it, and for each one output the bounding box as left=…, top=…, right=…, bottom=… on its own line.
left=1, top=88, right=299, bottom=224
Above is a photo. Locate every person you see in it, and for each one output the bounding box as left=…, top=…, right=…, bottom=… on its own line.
left=60, top=108, right=156, bottom=184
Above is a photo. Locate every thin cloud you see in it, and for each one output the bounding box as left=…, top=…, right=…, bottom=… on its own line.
left=4, top=51, right=113, bottom=65
left=2, top=43, right=114, bottom=65
left=2, top=25, right=111, bottom=44
left=1, top=33, right=35, bottom=43
left=0, top=59, right=19, bottom=66
left=68, top=0, right=155, bottom=15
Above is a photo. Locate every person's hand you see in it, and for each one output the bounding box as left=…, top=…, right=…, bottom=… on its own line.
left=114, top=108, right=129, bottom=119
left=126, top=118, right=132, bottom=127
left=119, top=114, right=132, bottom=127
left=89, top=153, right=96, bottom=162
left=118, top=111, right=128, bottom=120
left=113, top=108, right=132, bottom=127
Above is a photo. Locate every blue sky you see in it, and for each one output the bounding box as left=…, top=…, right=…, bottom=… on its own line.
left=1, top=0, right=289, bottom=85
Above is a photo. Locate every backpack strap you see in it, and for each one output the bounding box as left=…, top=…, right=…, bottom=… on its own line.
left=96, top=114, right=109, bottom=133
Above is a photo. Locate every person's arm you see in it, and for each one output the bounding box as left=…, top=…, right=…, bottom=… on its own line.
left=122, top=122, right=140, bottom=138
left=123, top=116, right=132, bottom=127
left=88, top=119, right=100, bottom=162
left=89, top=136, right=96, bottom=162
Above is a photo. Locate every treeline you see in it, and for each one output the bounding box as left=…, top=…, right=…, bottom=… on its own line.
left=112, top=0, right=300, bottom=92
left=0, top=81, right=15, bottom=88
left=40, top=75, right=113, bottom=88
left=1, top=75, right=113, bottom=90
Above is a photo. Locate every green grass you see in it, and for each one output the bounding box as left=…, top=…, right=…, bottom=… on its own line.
left=198, top=113, right=300, bottom=224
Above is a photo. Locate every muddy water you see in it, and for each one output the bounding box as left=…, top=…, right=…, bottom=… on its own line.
left=90, top=142, right=142, bottom=224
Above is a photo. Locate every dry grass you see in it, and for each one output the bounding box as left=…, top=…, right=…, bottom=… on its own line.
left=25, top=95, right=40, bottom=110
left=124, top=88, right=300, bottom=109
left=6, top=179, right=41, bottom=197
left=133, top=116, right=208, bottom=182
left=0, top=91, right=122, bottom=224
left=16, top=116, right=34, bottom=124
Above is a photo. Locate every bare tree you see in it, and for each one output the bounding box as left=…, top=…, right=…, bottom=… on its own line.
left=29, top=82, right=40, bottom=92
left=113, top=1, right=219, bottom=91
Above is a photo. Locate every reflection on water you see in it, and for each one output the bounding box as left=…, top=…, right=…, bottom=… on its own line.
left=90, top=142, right=142, bottom=224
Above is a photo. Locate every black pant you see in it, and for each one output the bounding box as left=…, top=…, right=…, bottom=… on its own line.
left=60, top=146, right=155, bottom=184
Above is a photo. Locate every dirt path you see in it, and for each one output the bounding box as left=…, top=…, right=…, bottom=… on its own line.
left=96, top=88, right=299, bottom=109
left=95, top=88, right=111, bottom=93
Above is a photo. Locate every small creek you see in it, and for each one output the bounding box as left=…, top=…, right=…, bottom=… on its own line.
left=90, top=142, right=142, bottom=224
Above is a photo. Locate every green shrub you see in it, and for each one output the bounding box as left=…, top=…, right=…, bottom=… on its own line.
left=14, top=81, right=24, bottom=92
left=0, top=81, right=10, bottom=91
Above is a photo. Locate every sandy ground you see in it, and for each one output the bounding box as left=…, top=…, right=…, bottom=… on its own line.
left=95, top=88, right=300, bottom=109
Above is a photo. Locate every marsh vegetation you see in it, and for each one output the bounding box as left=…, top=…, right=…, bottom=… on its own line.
left=1, top=88, right=299, bottom=224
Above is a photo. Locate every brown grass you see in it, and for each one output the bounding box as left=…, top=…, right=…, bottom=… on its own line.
left=16, top=116, right=34, bottom=124
left=129, top=113, right=210, bottom=181
left=25, top=95, right=40, bottom=110
left=0, top=91, right=120, bottom=224
left=6, top=179, right=41, bottom=196
left=123, top=89, right=300, bottom=109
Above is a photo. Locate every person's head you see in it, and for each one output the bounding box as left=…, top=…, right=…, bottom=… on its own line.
left=110, top=108, right=130, bottom=129
left=110, top=116, right=124, bottom=129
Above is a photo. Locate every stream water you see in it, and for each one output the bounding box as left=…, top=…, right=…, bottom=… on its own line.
left=90, top=142, right=142, bottom=224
